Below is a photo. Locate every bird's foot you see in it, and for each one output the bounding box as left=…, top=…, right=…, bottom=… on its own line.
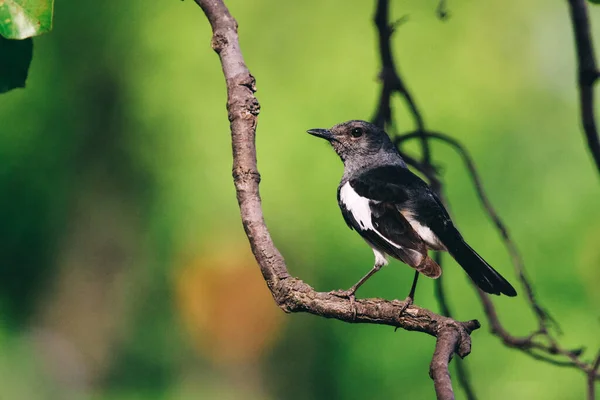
left=329, top=289, right=358, bottom=321
left=398, top=295, right=414, bottom=316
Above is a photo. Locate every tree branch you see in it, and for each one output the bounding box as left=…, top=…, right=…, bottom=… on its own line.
left=430, top=326, right=463, bottom=400
left=371, top=0, right=600, bottom=397
left=196, top=0, right=600, bottom=398
left=195, top=3, right=480, bottom=398
left=434, top=253, right=478, bottom=400
left=371, top=1, right=476, bottom=397
left=567, top=0, right=600, bottom=177
left=589, top=350, right=600, bottom=400
left=397, top=130, right=600, bottom=395
left=372, top=0, right=431, bottom=164
left=396, top=130, right=557, bottom=332
left=436, top=0, right=450, bottom=20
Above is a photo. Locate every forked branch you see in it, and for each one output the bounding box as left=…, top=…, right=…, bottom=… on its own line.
left=374, top=0, right=600, bottom=398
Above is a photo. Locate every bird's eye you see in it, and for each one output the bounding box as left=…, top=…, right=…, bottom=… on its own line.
left=351, top=127, right=363, bottom=137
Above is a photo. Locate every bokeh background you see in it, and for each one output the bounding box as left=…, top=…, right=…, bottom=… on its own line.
left=1, top=0, right=599, bottom=399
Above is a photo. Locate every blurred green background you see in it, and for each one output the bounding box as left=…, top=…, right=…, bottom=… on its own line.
left=1, top=0, right=599, bottom=399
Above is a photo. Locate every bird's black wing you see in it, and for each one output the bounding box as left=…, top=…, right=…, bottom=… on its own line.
left=338, top=169, right=441, bottom=277
left=350, top=165, right=452, bottom=225
left=349, top=165, right=517, bottom=296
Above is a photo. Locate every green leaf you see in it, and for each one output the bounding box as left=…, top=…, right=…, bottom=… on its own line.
left=0, top=0, right=54, bottom=40
left=588, top=0, right=600, bottom=4
left=0, top=35, right=32, bottom=93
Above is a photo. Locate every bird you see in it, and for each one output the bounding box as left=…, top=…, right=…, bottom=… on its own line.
left=307, top=120, right=517, bottom=305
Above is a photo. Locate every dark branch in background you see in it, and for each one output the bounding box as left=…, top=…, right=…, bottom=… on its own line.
left=372, top=0, right=430, bottom=164
left=567, top=0, right=600, bottom=177
left=396, top=131, right=558, bottom=332
left=372, top=0, right=475, bottom=398
left=195, top=3, right=480, bottom=400
left=373, top=0, right=600, bottom=398
left=590, top=352, right=600, bottom=400
left=396, top=130, right=600, bottom=386
left=198, top=0, right=600, bottom=397
left=436, top=0, right=450, bottom=21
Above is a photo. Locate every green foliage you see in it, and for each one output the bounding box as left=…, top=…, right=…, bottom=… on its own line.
left=0, top=0, right=54, bottom=39
left=0, top=0, right=53, bottom=92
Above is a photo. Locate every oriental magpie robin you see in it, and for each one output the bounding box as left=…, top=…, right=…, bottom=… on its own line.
left=307, top=120, right=517, bottom=303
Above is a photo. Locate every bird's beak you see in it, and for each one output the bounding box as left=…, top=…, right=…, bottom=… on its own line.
left=307, top=128, right=333, bottom=141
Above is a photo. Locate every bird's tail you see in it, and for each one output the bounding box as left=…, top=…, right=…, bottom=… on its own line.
left=447, top=235, right=517, bottom=297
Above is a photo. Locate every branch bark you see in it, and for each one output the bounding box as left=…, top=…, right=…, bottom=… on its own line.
left=195, top=1, right=480, bottom=398
left=430, top=326, right=461, bottom=400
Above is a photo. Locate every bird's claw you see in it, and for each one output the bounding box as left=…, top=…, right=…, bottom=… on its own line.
left=398, top=296, right=414, bottom=316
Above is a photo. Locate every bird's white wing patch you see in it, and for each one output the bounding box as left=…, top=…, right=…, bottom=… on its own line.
left=339, top=182, right=401, bottom=249
left=401, top=211, right=447, bottom=251
left=339, top=182, right=374, bottom=230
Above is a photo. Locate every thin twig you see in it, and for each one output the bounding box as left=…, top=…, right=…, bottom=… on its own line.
left=396, top=130, right=558, bottom=333
left=372, top=0, right=600, bottom=396
left=436, top=0, right=450, bottom=20
left=397, top=130, right=600, bottom=391
left=370, top=1, right=479, bottom=397
left=372, top=0, right=431, bottom=164
left=589, top=350, right=600, bottom=400
left=567, top=0, right=600, bottom=177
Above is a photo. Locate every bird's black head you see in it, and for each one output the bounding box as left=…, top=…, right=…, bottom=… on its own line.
left=307, top=120, right=397, bottom=163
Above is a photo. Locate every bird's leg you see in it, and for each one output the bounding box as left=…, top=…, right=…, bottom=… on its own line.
left=329, top=263, right=384, bottom=320
left=398, top=271, right=419, bottom=315
left=329, top=264, right=383, bottom=299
